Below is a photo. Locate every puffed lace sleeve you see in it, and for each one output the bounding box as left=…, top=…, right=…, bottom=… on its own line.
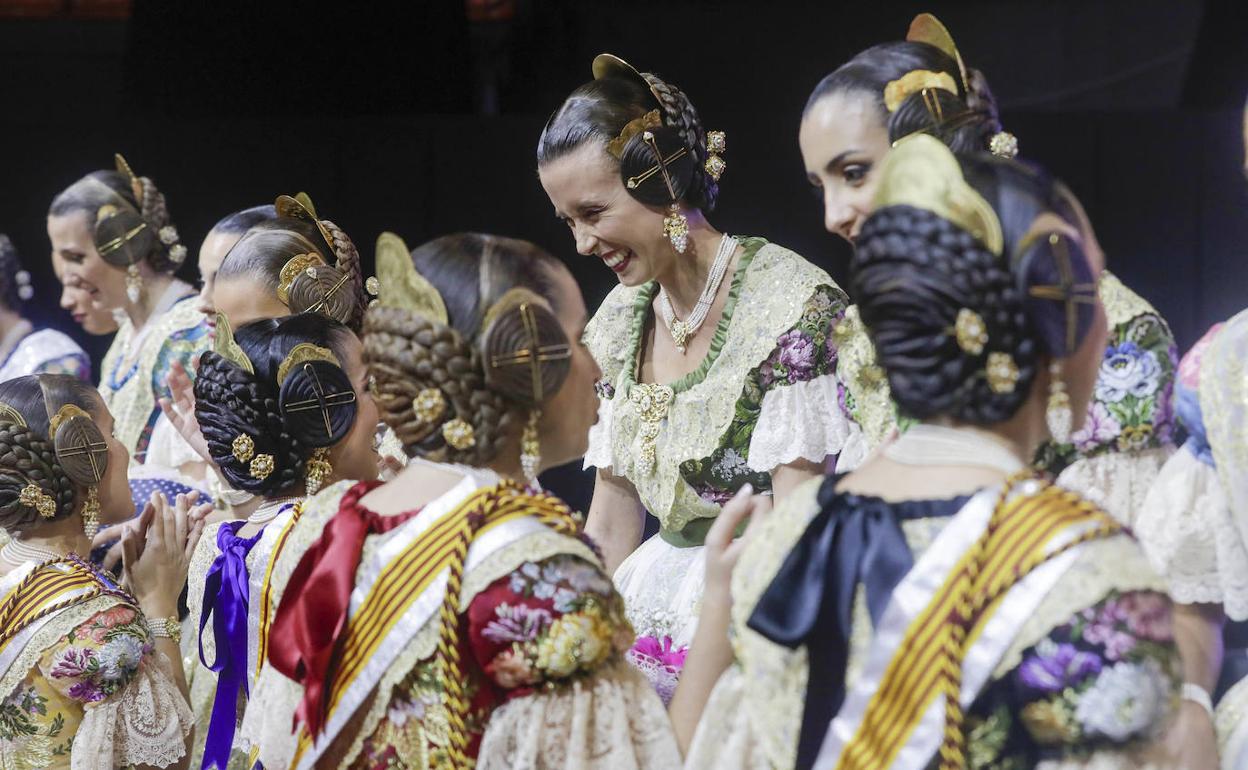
left=470, top=554, right=680, bottom=769
left=746, top=284, right=853, bottom=473
left=38, top=603, right=192, bottom=770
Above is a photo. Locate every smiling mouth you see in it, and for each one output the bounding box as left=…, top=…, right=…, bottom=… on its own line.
left=601, top=249, right=633, bottom=273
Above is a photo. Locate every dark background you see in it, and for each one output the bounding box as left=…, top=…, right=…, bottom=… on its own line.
left=2, top=0, right=1246, bottom=510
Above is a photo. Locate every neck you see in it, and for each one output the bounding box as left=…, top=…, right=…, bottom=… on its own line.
left=653, top=210, right=723, bottom=315
left=0, top=309, right=29, bottom=355
left=939, top=394, right=1047, bottom=466
left=485, top=432, right=527, bottom=485
left=16, top=515, right=94, bottom=561
left=125, top=271, right=179, bottom=331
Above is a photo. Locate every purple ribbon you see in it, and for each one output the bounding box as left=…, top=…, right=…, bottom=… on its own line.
left=198, top=520, right=265, bottom=770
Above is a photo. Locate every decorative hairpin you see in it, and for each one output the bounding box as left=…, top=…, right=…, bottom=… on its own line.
left=214, top=312, right=255, bottom=374
left=906, top=14, right=969, bottom=94
left=607, top=110, right=662, bottom=159
left=953, top=308, right=988, bottom=355
left=276, top=344, right=341, bottom=386
left=704, top=130, right=727, bottom=181
left=441, top=419, right=476, bottom=450
left=276, top=253, right=329, bottom=305
left=414, top=388, right=446, bottom=424
left=232, top=434, right=255, bottom=464
left=0, top=401, right=27, bottom=428
left=485, top=290, right=572, bottom=403
left=373, top=232, right=449, bottom=324
left=276, top=193, right=337, bottom=260
left=985, top=352, right=1020, bottom=394
left=884, top=70, right=958, bottom=113
left=19, top=483, right=57, bottom=519
left=1026, top=232, right=1098, bottom=355
left=249, top=454, right=275, bottom=480
left=989, top=131, right=1019, bottom=158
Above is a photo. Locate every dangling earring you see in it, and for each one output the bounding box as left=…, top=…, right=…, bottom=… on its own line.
left=82, top=487, right=101, bottom=539
left=306, top=447, right=332, bottom=496
left=663, top=204, right=689, bottom=254
left=125, top=263, right=143, bottom=304
left=520, top=410, right=541, bottom=484
left=1046, top=360, right=1072, bottom=444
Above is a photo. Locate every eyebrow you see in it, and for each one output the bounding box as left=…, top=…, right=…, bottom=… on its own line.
left=824, top=149, right=863, bottom=173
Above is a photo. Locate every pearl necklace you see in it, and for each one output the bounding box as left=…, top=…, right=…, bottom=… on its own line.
left=1, top=539, right=66, bottom=568
left=247, top=496, right=303, bottom=526
left=656, top=234, right=737, bottom=354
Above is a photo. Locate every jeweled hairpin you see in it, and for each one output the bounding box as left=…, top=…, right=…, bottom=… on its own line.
left=19, top=483, right=57, bottom=519
left=232, top=434, right=255, bottom=464
left=704, top=130, right=727, bottom=181
left=442, top=419, right=475, bottom=450
left=985, top=352, right=1020, bottom=394
left=414, top=388, right=446, bottom=424
left=277, top=253, right=328, bottom=305
left=953, top=308, right=988, bottom=356
left=249, top=454, right=275, bottom=480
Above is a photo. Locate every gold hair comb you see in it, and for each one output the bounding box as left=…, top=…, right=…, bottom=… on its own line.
left=607, top=110, right=662, bottom=159
left=214, top=312, right=255, bottom=374
left=883, top=70, right=959, bottom=113
left=373, top=232, right=449, bottom=325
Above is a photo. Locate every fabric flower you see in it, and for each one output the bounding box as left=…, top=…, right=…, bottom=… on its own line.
left=535, top=612, right=611, bottom=678
left=1071, top=402, right=1122, bottom=452
left=1117, top=592, right=1173, bottom=642
left=1095, top=343, right=1161, bottom=403
left=1116, top=424, right=1154, bottom=453
left=1074, top=660, right=1169, bottom=741
left=776, top=330, right=817, bottom=383
left=487, top=648, right=538, bottom=689
left=1018, top=641, right=1103, bottom=693
left=628, top=635, right=688, bottom=671
left=482, top=603, right=553, bottom=644
left=96, top=634, right=145, bottom=682
left=1021, top=698, right=1081, bottom=744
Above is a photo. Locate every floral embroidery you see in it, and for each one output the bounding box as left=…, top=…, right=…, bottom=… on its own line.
left=594, top=379, right=615, bottom=400
left=964, top=590, right=1179, bottom=766
left=481, top=604, right=553, bottom=644
left=1037, top=311, right=1176, bottom=473
left=0, top=686, right=49, bottom=740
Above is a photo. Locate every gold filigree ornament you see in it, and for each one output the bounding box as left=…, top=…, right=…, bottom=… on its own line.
left=883, top=70, right=959, bottom=113
left=441, top=419, right=476, bottom=451
left=276, top=253, right=328, bottom=305
left=872, top=134, right=1004, bottom=256
left=628, top=383, right=674, bottom=474
left=232, top=434, right=255, bottom=464
left=989, top=131, right=1019, bottom=159
left=0, top=401, right=27, bottom=428
left=214, top=312, right=255, bottom=374
left=276, top=343, right=341, bottom=386
left=704, top=129, right=727, bottom=181
left=985, top=351, right=1020, bottom=394
left=373, top=232, right=450, bottom=324
left=414, top=388, right=447, bottom=424
left=249, top=453, right=275, bottom=481
left=953, top=308, right=989, bottom=356
left=19, top=483, right=57, bottom=519
left=606, top=109, right=662, bottom=159
left=905, top=13, right=970, bottom=93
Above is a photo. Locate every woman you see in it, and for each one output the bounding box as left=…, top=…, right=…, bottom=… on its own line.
left=0, top=234, right=89, bottom=381
left=0, top=373, right=200, bottom=768
left=47, top=154, right=209, bottom=500
left=185, top=312, right=380, bottom=769
left=241, top=232, right=680, bottom=769
left=683, top=137, right=1182, bottom=769
left=537, top=54, right=855, bottom=693
left=799, top=13, right=1177, bottom=515
left=195, top=204, right=278, bottom=339
left=52, top=242, right=119, bottom=338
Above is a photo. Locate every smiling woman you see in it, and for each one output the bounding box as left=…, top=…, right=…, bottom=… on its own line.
left=537, top=53, right=860, bottom=700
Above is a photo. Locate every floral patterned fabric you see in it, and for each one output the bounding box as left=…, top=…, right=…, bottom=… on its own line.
left=0, top=329, right=91, bottom=383
left=0, top=604, right=152, bottom=767
left=964, top=591, right=1179, bottom=769
left=351, top=554, right=633, bottom=768
left=1037, top=273, right=1177, bottom=475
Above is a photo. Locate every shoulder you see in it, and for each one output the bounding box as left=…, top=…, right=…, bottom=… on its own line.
left=740, top=239, right=836, bottom=293
left=24, top=328, right=86, bottom=356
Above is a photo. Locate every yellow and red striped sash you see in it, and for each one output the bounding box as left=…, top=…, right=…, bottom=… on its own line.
left=252, top=501, right=305, bottom=681
left=0, top=559, right=122, bottom=660
left=835, top=481, right=1119, bottom=770
left=291, top=483, right=581, bottom=766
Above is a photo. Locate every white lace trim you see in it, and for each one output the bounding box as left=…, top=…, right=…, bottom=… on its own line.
left=1133, top=447, right=1248, bottom=619
left=476, top=659, right=680, bottom=770
left=73, top=648, right=192, bottom=770
left=1217, top=674, right=1248, bottom=768
left=1055, top=446, right=1172, bottom=528
left=584, top=396, right=615, bottom=472
left=833, top=421, right=872, bottom=473
left=747, top=374, right=850, bottom=473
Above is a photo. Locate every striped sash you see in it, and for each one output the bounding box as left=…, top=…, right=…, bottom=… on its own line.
left=0, top=558, right=129, bottom=679
left=816, top=477, right=1120, bottom=770
left=249, top=501, right=304, bottom=684
left=289, top=482, right=583, bottom=770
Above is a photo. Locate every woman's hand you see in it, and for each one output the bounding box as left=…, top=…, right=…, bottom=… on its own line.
left=121, top=491, right=209, bottom=618
left=703, top=484, right=771, bottom=609
left=157, top=358, right=214, bottom=467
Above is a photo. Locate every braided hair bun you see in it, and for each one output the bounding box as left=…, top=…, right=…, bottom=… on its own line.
left=538, top=55, right=720, bottom=212
left=364, top=233, right=571, bottom=466
left=194, top=314, right=359, bottom=495
left=0, top=376, right=105, bottom=534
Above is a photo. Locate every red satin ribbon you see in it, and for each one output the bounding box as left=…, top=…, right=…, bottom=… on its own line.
left=268, top=480, right=420, bottom=737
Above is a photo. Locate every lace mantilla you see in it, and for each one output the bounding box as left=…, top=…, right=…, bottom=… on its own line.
left=583, top=240, right=834, bottom=532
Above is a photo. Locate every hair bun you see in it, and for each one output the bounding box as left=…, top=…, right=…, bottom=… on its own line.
left=51, top=411, right=109, bottom=486
left=1015, top=231, right=1096, bottom=358
left=481, top=293, right=571, bottom=407
left=278, top=358, right=358, bottom=448
left=93, top=207, right=158, bottom=269
left=287, top=263, right=359, bottom=326
left=617, top=123, right=697, bottom=208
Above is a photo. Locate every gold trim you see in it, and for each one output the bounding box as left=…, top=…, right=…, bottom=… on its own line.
left=276, top=253, right=328, bottom=305
left=883, top=70, right=958, bottom=113
left=373, top=232, right=450, bottom=324
left=214, top=312, right=255, bottom=374
left=606, top=109, right=662, bottom=159
left=276, top=343, right=340, bottom=387
left=0, top=401, right=27, bottom=428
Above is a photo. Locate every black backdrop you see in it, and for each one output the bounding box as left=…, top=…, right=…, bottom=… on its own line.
left=2, top=1, right=1246, bottom=510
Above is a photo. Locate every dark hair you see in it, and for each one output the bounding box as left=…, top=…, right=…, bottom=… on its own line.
left=805, top=41, right=1001, bottom=154
left=193, top=313, right=359, bottom=497
left=0, top=234, right=32, bottom=311
left=0, top=375, right=106, bottom=533
left=538, top=66, right=719, bottom=212
left=852, top=152, right=1095, bottom=424
left=215, top=215, right=367, bottom=332
left=49, top=167, right=183, bottom=274
left=209, top=204, right=278, bottom=235
left=364, top=233, right=571, bottom=465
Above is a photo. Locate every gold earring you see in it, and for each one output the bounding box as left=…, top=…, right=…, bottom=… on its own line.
left=305, top=447, right=333, bottom=496
left=82, top=486, right=101, bottom=539
left=520, top=410, right=541, bottom=483
left=1046, top=360, right=1072, bottom=444
left=125, top=263, right=143, bottom=304
left=663, top=203, right=689, bottom=254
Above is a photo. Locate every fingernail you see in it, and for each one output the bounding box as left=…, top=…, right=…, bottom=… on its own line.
left=737, top=483, right=753, bottom=498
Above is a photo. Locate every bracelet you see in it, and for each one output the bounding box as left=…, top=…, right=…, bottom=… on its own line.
left=1182, top=682, right=1215, bottom=718
left=147, top=615, right=182, bottom=644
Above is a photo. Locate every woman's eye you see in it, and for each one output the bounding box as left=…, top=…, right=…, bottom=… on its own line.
left=843, top=164, right=870, bottom=185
